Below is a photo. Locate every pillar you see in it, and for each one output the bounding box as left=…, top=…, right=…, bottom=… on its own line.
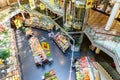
left=95, top=48, right=100, bottom=54
left=63, top=0, right=66, bottom=24
left=105, top=1, right=120, bottom=30
left=6, top=0, right=10, bottom=5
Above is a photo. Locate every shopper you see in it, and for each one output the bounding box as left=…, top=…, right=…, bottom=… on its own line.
left=48, top=29, right=54, bottom=39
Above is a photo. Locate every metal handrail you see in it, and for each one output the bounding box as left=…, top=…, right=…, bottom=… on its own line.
left=84, top=26, right=120, bottom=74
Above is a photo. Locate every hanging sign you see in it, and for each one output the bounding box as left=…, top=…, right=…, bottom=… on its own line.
left=0, top=59, right=3, bottom=64
left=86, top=0, right=93, bottom=9
left=50, top=0, right=54, bottom=6
left=20, top=5, right=24, bottom=12
left=40, top=3, right=45, bottom=10
left=42, top=42, right=50, bottom=50
left=14, top=19, right=23, bottom=29
left=29, top=0, right=35, bottom=10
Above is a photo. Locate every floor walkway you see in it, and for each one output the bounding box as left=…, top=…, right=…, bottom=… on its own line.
left=88, top=9, right=120, bottom=35
left=15, top=28, right=81, bottom=80
left=15, top=28, right=111, bottom=80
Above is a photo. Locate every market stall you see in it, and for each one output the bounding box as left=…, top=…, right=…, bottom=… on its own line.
left=54, top=32, right=70, bottom=53
left=29, top=36, right=48, bottom=66
left=0, top=24, right=21, bottom=80
left=43, top=69, right=58, bottom=80
left=75, top=57, right=100, bottom=80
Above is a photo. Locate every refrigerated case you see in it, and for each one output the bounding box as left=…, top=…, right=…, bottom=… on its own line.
left=0, top=27, right=21, bottom=80
left=75, top=57, right=100, bottom=80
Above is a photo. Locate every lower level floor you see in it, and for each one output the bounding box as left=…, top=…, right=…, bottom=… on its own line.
left=15, top=27, right=111, bottom=80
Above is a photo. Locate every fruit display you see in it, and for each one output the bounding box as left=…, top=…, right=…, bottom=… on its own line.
left=0, top=28, right=21, bottom=80
left=44, top=70, right=58, bottom=80
left=29, top=37, right=47, bottom=65
left=54, top=32, right=70, bottom=52
left=75, top=57, right=100, bottom=80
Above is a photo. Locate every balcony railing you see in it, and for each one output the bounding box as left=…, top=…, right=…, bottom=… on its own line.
left=84, top=26, right=120, bottom=74
left=39, top=0, right=63, bottom=16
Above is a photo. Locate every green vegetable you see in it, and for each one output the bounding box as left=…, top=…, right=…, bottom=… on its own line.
left=0, top=29, right=8, bottom=34
left=0, top=38, right=9, bottom=45
left=44, top=72, right=50, bottom=77
left=0, top=49, right=10, bottom=60
left=52, top=77, right=58, bottom=80
left=46, top=51, right=51, bottom=57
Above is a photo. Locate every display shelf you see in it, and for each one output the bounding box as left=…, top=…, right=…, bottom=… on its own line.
left=0, top=6, right=20, bottom=25
left=0, top=28, right=21, bottom=80
left=54, top=32, right=70, bottom=53
left=75, top=57, right=100, bottom=80
left=43, top=70, right=58, bottom=80
left=29, top=37, right=47, bottom=65
left=24, top=16, right=54, bottom=31
left=7, top=29, right=21, bottom=80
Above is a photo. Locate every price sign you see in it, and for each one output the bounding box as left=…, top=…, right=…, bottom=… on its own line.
left=40, top=3, right=45, bottom=10
left=29, top=0, right=35, bottom=10
left=86, top=0, right=93, bottom=9
left=14, top=19, right=23, bottom=29
left=20, top=5, right=24, bottom=12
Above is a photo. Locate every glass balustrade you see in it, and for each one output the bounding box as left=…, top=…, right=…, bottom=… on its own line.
left=85, top=26, right=120, bottom=65
left=40, top=0, right=63, bottom=16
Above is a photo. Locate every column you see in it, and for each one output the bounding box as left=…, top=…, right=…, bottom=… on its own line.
left=63, top=0, right=66, bottom=24
left=6, top=0, right=10, bottom=5
left=105, top=1, right=120, bottom=30
left=95, top=48, right=100, bottom=54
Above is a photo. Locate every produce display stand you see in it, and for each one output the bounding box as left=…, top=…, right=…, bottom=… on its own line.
left=43, top=70, right=58, bottom=80
left=75, top=57, right=100, bottom=80
left=24, top=15, right=54, bottom=31
left=54, top=32, right=70, bottom=53
left=0, top=6, right=20, bottom=25
left=29, top=36, right=48, bottom=66
left=24, top=17, right=40, bottom=27
left=0, top=27, right=21, bottom=80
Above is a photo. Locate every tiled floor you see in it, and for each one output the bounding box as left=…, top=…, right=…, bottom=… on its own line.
left=15, top=28, right=81, bottom=80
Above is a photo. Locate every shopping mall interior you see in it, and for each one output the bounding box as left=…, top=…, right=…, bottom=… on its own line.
left=0, top=0, right=120, bottom=80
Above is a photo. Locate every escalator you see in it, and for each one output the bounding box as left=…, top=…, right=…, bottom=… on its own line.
left=96, top=56, right=120, bottom=80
